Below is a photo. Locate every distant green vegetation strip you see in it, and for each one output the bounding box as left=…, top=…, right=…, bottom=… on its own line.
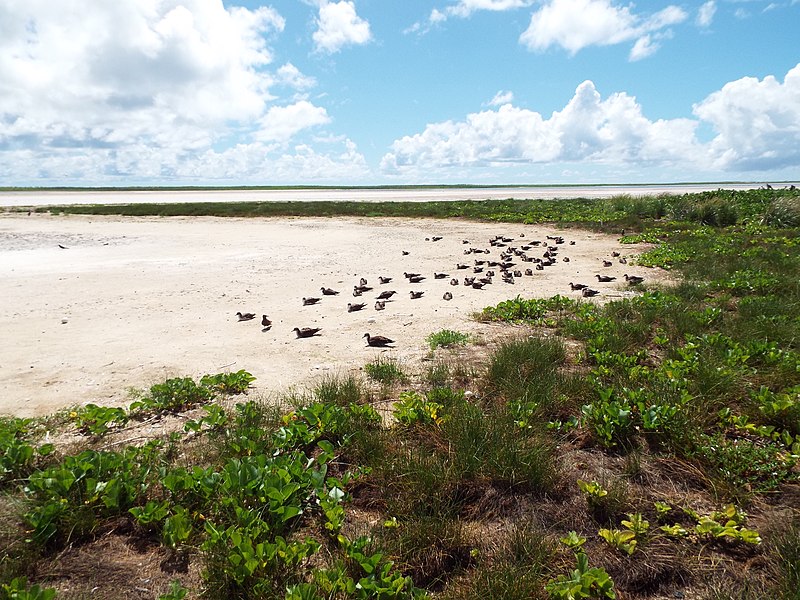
left=27, top=188, right=798, bottom=231
left=35, top=198, right=619, bottom=222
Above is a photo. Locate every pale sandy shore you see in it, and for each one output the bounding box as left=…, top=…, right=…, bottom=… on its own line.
left=0, top=213, right=665, bottom=417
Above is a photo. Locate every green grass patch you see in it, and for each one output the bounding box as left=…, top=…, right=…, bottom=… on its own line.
left=364, top=357, right=408, bottom=385
left=485, top=335, right=569, bottom=420
left=427, top=329, right=470, bottom=350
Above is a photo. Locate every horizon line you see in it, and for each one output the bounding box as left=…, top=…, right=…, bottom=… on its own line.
left=2, top=180, right=795, bottom=193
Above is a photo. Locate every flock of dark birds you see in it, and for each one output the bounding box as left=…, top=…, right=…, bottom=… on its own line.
left=234, top=231, right=645, bottom=348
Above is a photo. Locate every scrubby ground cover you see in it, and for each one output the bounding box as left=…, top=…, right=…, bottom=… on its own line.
left=2, top=188, right=800, bottom=599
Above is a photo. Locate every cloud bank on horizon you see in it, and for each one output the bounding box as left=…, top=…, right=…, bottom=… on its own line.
left=0, top=0, right=798, bottom=185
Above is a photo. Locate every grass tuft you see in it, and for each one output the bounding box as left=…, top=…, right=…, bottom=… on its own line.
left=772, top=518, right=800, bottom=599
left=312, top=373, right=365, bottom=406
left=427, top=329, right=470, bottom=350
left=364, top=357, right=407, bottom=385
left=373, top=516, right=473, bottom=590
left=485, top=335, right=567, bottom=419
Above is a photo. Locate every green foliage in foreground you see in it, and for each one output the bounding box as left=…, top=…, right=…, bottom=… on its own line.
left=200, top=370, right=256, bottom=395
left=9, top=386, right=422, bottom=598
left=0, top=418, right=53, bottom=485
left=545, top=551, right=616, bottom=599
left=62, top=370, right=256, bottom=438
left=1, top=577, right=56, bottom=600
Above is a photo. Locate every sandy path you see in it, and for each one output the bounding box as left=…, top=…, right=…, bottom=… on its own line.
left=0, top=213, right=660, bottom=417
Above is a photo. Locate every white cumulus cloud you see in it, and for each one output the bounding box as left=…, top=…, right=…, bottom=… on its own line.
left=0, top=1, right=362, bottom=184
left=519, top=0, right=687, bottom=59
left=255, top=101, right=331, bottom=143
left=408, top=0, right=532, bottom=34
left=629, top=35, right=657, bottom=61
left=697, top=1, right=716, bottom=27
left=693, top=63, right=800, bottom=171
left=276, top=63, right=317, bottom=90
left=381, top=80, right=704, bottom=176
left=312, top=1, right=372, bottom=54
left=444, top=0, right=533, bottom=18
left=0, top=1, right=284, bottom=142
left=488, top=90, right=515, bottom=106
left=382, top=63, right=800, bottom=178
left=629, top=30, right=673, bottom=61
left=0, top=0, right=284, bottom=131
left=174, top=138, right=370, bottom=183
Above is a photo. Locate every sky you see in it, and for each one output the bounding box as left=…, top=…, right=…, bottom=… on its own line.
left=0, top=0, right=798, bottom=186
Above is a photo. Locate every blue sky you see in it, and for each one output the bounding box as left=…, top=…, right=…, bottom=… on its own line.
left=0, top=0, right=798, bottom=186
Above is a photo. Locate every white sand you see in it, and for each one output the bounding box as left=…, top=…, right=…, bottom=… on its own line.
left=0, top=213, right=661, bottom=417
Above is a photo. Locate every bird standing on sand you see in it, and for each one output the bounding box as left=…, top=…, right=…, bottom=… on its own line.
left=364, top=333, right=394, bottom=347
left=302, top=297, right=321, bottom=306
left=237, top=312, right=256, bottom=321
left=293, top=327, right=321, bottom=338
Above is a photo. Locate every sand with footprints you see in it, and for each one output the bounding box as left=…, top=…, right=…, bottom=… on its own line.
left=0, top=212, right=666, bottom=417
